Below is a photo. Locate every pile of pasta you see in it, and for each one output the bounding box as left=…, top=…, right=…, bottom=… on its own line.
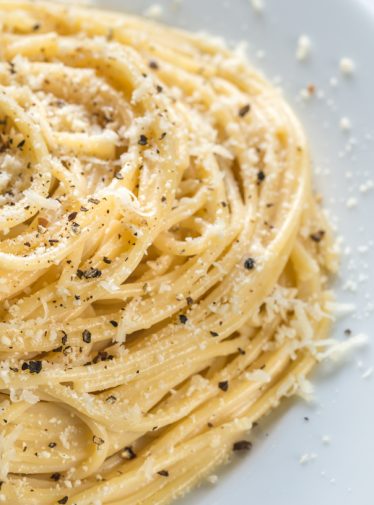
left=0, top=2, right=338, bottom=504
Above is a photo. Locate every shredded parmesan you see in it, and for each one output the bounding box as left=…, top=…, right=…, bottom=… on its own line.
left=296, top=377, right=315, bottom=402
left=339, top=117, right=352, bottom=132
left=245, top=369, right=271, bottom=383
left=318, top=333, right=368, bottom=362
left=299, top=452, right=317, bottom=465
left=296, top=35, right=311, bottom=61
left=250, top=0, right=264, bottom=13
left=143, top=4, right=163, bottom=19
left=340, top=57, right=355, bottom=76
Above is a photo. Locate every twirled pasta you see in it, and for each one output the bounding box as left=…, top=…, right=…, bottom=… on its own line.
left=0, top=2, right=338, bottom=504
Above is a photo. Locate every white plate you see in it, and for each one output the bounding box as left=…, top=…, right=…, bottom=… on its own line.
left=91, top=0, right=374, bottom=503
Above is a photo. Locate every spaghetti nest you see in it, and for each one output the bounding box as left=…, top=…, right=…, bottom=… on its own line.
left=0, top=2, right=338, bottom=504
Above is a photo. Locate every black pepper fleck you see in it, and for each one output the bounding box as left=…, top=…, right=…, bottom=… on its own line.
left=157, top=470, right=169, bottom=477
left=218, top=380, right=229, bottom=392
left=238, top=104, right=251, bottom=117
left=21, top=360, right=42, bottom=374
left=233, top=440, right=252, bottom=452
left=310, top=230, right=325, bottom=243
left=138, top=134, right=148, bottom=146
left=257, top=170, right=266, bottom=182
left=82, top=329, right=91, bottom=343
left=61, top=332, right=68, bottom=345
left=149, top=60, right=159, bottom=70
left=77, top=268, right=102, bottom=279
left=88, top=198, right=100, bottom=205
left=105, top=395, right=117, bottom=404
left=244, top=258, right=255, bottom=270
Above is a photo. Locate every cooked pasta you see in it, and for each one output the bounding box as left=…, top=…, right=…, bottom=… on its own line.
left=0, top=2, right=338, bottom=504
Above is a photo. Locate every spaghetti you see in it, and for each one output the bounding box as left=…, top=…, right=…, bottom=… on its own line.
left=0, top=2, right=338, bottom=504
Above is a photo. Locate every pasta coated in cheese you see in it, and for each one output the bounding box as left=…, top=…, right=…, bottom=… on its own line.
left=0, top=2, right=338, bottom=504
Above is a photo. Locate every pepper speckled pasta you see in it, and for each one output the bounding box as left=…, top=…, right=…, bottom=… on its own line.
left=0, top=2, right=338, bottom=504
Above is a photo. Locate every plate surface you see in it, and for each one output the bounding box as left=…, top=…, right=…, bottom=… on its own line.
left=90, top=0, right=374, bottom=503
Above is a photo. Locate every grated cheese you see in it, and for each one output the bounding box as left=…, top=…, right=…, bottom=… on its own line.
left=245, top=369, right=271, bottom=383
left=318, top=333, right=368, bottom=362
left=143, top=4, right=163, bottom=19
left=339, top=57, right=355, bottom=76
left=299, top=452, right=317, bottom=465
left=206, top=474, right=219, bottom=484
left=361, top=367, right=373, bottom=379
left=339, top=117, right=351, bottom=131
left=296, top=377, right=314, bottom=402
left=249, top=0, right=264, bottom=13
left=324, top=301, right=356, bottom=317
left=296, top=35, right=311, bottom=61
left=346, top=197, right=357, bottom=209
